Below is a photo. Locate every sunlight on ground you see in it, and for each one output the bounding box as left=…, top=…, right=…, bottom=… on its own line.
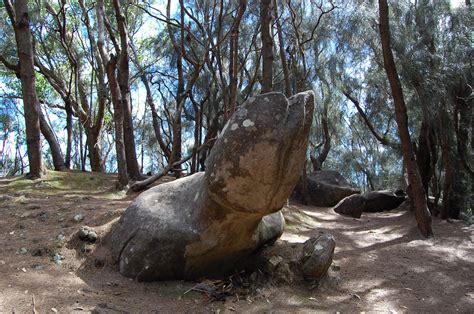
left=0, top=170, right=124, bottom=199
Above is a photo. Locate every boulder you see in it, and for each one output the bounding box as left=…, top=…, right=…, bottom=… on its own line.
left=256, top=211, right=286, bottom=247
left=110, top=91, right=314, bottom=281
left=78, top=226, right=98, bottom=243
left=333, top=194, right=366, bottom=218
left=300, top=232, right=335, bottom=279
left=363, top=190, right=406, bottom=212
left=333, top=189, right=407, bottom=218
left=295, top=170, right=360, bottom=206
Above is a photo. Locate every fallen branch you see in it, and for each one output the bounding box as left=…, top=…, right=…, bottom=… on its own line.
left=129, top=138, right=216, bottom=192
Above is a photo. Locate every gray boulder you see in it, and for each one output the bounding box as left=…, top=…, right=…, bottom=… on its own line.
left=295, top=170, right=360, bottom=206
left=256, top=211, right=286, bottom=247
left=363, top=190, right=406, bottom=212
left=333, top=189, right=407, bottom=218
left=301, top=232, right=335, bottom=279
left=111, top=91, right=314, bottom=281
left=333, top=194, right=366, bottom=218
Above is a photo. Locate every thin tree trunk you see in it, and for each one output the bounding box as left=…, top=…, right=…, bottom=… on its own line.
left=38, top=107, right=66, bottom=171
left=5, top=0, right=43, bottom=178
left=378, top=0, right=433, bottom=237
left=274, top=0, right=291, bottom=97
left=65, top=101, right=73, bottom=168
left=260, top=0, right=274, bottom=93
left=228, top=0, right=246, bottom=114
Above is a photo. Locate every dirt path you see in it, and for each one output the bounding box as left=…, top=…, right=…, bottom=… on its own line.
left=0, top=172, right=473, bottom=313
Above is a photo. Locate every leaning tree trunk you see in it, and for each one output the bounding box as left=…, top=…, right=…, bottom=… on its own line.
left=38, top=107, right=66, bottom=171
left=6, top=0, right=43, bottom=178
left=378, top=0, right=433, bottom=237
left=260, top=0, right=274, bottom=93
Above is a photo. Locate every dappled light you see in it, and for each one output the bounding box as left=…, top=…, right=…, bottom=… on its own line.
left=0, top=0, right=472, bottom=312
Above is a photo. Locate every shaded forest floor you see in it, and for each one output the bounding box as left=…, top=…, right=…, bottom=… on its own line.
left=0, top=171, right=473, bottom=313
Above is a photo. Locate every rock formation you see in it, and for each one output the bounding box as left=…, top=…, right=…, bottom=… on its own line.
left=334, top=189, right=406, bottom=218
left=294, top=170, right=360, bottom=206
left=110, top=91, right=314, bottom=281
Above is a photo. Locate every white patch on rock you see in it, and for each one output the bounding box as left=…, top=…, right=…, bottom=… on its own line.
left=231, top=123, right=239, bottom=131
left=314, top=244, right=324, bottom=251
left=264, top=97, right=269, bottom=102
left=242, top=119, right=255, bottom=128
left=194, top=192, right=200, bottom=202
left=222, top=187, right=229, bottom=192
left=125, top=257, right=129, bottom=264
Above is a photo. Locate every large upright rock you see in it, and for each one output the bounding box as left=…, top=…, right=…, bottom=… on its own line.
left=111, top=91, right=314, bottom=281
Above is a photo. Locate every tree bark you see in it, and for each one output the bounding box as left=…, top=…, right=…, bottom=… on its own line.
left=274, top=0, right=291, bottom=97
left=6, top=0, right=43, bottom=178
left=378, top=0, right=433, bottom=237
left=64, top=100, right=73, bottom=168
left=228, top=0, right=246, bottom=114
left=113, top=0, right=141, bottom=180
left=96, top=0, right=128, bottom=188
left=260, top=0, right=274, bottom=93
left=38, top=106, right=66, bottom=171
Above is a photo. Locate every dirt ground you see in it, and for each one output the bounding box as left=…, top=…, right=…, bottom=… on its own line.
left=0, top=171, right=473, bottom=313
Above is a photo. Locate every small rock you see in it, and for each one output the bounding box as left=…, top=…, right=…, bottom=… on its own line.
left=56, top=234, right=66, bottom=241
left=31, top=263, right=45, bottom=270
left=17, top=223, right=26, bottom=229
left=78, top=226, right=98, bottom=243
left=73, top=213, right=85, bottom=223
left=31, top=248, right=45, bottom=256
left=53, top=253, right=65, bottom=265
left=26, top=204, right=41, bottom=210
left=18, top=247, right=28, bottom=255
left=57, top=217, right=65, bottom=222
left=300, top=232, right=336, bottom=280
left=38, top=211, right=49, bottom=221
left=264, top=255, right=283, bottom=274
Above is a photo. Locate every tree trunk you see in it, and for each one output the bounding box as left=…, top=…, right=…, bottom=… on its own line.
left=65, top=100, right=73, bottom=168
left=274, top=0, right=291, bottom=97
left=228, top=0, right=246, bottom=115
left=260, top=0, right=274, bottom=93
left=113, top=0, right=141, bottom=180
left=6, top=0, right=43, bottom=178
left=96, top=0, right=128, bottom=188
left=378, top=0, right=433, bottom=237
left=38, top=106, right=66, bottom=171
left=106, top=56, right=129, bottom=188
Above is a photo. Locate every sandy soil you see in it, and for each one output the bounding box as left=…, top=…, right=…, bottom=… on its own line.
left=0, top=171, right=473, bottom=313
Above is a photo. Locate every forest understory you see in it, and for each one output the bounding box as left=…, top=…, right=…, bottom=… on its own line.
left=0, top=171, right=472, bottom=313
